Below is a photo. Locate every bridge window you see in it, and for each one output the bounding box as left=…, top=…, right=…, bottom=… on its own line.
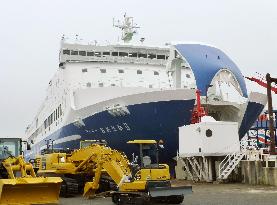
left=63, top=49, right=70, bottom=55
left=79, top=51, right=86, bottom=56
left=111, top=84, right=116, bottom=86
left=154, top=71, right=159, bottom=76
left=148, top=53, right=156, bottom=59
left=112, top=52, right=118, bottom=56
left=137, top=70, right=142, bottom=74
left=138, top=53, right=147, bottom=58
left=129, top=53, right=138, bottom=57
left=186, top=74, right=191, bottom=78
left=95, top=52, right=101, bottom=57
left=87, top=82, right=91, bottom=87
left=157, top=55, right=165, bottom=60
left=100, top=69, right=106, bottom=73
left=71, top=50, right=78, bottom=55
left=82, top=68, right=88, bottom=73
left=118, top=69, right=124, bottom=73
left=103, top=52, right=110, bottom=56
left=99, top=83, right=104, bottom=87
left=87, top=51, right=94, bottom=56
left=119, top=52, right=128, bottom=57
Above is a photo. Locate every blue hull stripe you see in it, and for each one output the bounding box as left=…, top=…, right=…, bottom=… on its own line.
left=27, top=100, right=195, bottom=168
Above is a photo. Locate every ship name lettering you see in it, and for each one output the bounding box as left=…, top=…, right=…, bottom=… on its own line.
left=117, top=125, right=124, bottom=131
left=111, top=126, right=117, bottom=132
left=123, top=123, right=131, bottom=131
left=106, top=127, right=111, bottom=133
left=100, top=128, right=106, bottom=133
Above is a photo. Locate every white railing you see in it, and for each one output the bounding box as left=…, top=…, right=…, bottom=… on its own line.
left=218, top=136, right=248, bottom=180
left=218, top=151, right=245, bottom=180
left=61, top=55, right=167, bottom=66
left=218, top=135, right=259, bottom=180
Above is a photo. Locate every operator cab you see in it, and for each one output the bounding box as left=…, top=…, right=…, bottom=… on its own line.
left=0, top=138, right=22, bottom=160
left=127, top=140, right=163, bottom=169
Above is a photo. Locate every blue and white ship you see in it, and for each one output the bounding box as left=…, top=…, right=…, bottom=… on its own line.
left=24, top=15, right=267, bottom=166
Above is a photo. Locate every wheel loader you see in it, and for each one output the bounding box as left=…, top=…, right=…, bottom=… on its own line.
left=0, top=137, right=62, bottom=204
left=35, top=139, right=192, bottom=204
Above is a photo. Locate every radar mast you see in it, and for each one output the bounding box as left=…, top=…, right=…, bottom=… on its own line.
left=113, top=13, right=140, bottom=43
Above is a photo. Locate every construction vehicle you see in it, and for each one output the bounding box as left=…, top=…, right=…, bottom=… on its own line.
left=35, top=139, right=192, bottom=204
left=0, top=137, right=62, bottom=204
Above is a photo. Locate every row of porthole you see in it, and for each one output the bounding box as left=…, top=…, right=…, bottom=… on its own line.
left=81, top=68, right=191, bottom=79
left=85, top=82, right=161, bottom=88
left=81, top=68, right=160, bottom=76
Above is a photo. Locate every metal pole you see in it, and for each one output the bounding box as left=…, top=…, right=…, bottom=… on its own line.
left=266, top=73, right=276, bottom=154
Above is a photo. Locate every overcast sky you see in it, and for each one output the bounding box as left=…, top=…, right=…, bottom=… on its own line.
left=0, top=0, right=276, bottom=137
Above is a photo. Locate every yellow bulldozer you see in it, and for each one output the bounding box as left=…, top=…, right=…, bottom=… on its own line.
left=0, top=137, right=62, bottom=204
left=35, top=139, right=192, bottom=204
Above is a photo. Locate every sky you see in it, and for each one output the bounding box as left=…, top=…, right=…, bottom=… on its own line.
left=0, top=0, right=276, bottom=137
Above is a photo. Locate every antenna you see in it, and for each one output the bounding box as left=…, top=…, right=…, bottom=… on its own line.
left=140, top=37, right=145, bottom=44
left=113, top=13, right=140, bottom=43
left=60, top=34, right=69, bottom=45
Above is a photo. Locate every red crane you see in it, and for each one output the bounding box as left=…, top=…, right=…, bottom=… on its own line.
left=245, top=76, right=277, bottom=94
left=191, top=89, right=207, bottom=124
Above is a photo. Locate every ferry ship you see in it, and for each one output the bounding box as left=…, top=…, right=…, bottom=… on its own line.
left=24, top=15, right=267, bottom=166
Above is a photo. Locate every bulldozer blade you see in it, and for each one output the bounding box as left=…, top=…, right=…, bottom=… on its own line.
left=148, top=185, right=192, bottom=197
left=0, top=177, right=62, bottom=205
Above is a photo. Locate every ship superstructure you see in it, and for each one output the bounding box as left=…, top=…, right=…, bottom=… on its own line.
left=24, top=15, right=267, bottom=167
